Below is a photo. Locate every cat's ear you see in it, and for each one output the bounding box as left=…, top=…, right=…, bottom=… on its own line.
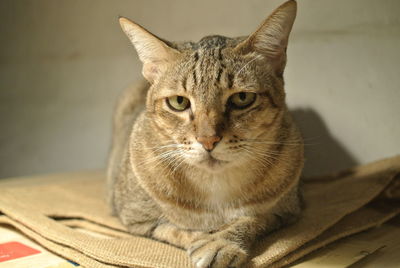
left=119, top=17, right=180, bottom=83
left=235, top=0, right=297, bottom=76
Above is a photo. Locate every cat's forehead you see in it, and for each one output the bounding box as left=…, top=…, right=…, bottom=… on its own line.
left=167, top=36, right=257, bottom=98
left=179, top=35, right=242, bottom=51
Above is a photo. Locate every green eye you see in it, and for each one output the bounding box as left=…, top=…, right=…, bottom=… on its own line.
left=166, top=96, right=190, bottom=111
left=229, top=92, right=256, bottom=109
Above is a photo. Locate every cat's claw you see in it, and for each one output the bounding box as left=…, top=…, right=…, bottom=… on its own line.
left=188, top=237, right=247, bottom=268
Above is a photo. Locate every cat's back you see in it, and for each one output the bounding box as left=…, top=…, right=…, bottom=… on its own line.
left=106, top=79, right=148, bottom=205
left=113, top=79, right=148, bottom=135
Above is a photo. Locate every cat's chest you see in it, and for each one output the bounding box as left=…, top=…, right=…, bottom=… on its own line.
left=164, top=171, right=258, bottom=230
left=195, top=173, right=248, bottom=209
left=165, top=195, right=250, bottom=231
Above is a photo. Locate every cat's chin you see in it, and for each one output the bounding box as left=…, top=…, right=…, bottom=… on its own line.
left=195, top=155, right=230, bottom=172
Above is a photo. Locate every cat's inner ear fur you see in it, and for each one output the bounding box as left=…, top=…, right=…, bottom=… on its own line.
left=119, top=17, right=181, bottom=83
left=235, top=0, right=297, bottom=76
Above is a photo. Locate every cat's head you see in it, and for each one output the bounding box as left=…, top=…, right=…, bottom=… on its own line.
left=120, top=0, right=297, bottom=172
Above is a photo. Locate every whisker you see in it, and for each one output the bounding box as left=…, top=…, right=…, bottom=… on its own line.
left=246, top=150, right=281, bottom=163
left=171, top=155, right=186, bottom=174
left=138, top=148, right=185, bottom=167
left=242, top=145, right=282, bottom=158
left=241, top=147, right=272, bottom=169
left=244, top=137, right=319, bottom=146
left=236, top=55, right=263, bottom=76
left=145, top=144, right=182, bottom=152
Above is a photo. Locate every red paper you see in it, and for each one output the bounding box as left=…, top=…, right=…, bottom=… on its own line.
left=0, top=241, right=41, bottom=262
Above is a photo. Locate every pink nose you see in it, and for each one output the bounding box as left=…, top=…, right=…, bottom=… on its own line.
left=196, top=136, right=221, bottom=151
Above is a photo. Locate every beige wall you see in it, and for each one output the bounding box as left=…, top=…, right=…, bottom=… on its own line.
left=1, top=0, right=399, bottom=178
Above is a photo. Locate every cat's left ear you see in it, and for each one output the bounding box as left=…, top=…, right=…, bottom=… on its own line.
left=235, top=0, right=297, bottom=76
left=119, top=17, right=181, bottom=83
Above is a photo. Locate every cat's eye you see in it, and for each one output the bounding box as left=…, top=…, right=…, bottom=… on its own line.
left=228, top=92, right=256, bottom=109
left=166, top=96, right=190, bottom=111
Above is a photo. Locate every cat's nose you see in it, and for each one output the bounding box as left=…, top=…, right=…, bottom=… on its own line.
left=196, top=135, right=221, bottom=152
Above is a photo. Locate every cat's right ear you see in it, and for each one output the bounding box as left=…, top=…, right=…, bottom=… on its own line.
left=119, top=17, right=181, bottom=83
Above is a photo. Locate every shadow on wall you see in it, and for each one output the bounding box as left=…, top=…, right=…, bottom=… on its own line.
left=291, top=108, right=358, bottom=177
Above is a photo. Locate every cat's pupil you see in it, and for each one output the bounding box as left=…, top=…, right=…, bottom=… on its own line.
left=177, top=96, right=184, bottom=104
left=239, top=92, right=246, bottom=101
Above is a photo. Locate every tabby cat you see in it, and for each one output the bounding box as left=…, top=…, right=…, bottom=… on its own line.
left=107, top=1, right=304, bottom=267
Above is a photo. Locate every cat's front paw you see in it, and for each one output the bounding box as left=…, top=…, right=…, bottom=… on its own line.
left=187, top=236, right=248, bottom=268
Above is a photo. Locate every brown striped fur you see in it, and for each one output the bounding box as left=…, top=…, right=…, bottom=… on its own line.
left=107, top=1, right=303, bottom=267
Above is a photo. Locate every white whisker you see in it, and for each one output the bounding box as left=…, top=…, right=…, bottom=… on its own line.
left=236, top=55, right=263, bottom=76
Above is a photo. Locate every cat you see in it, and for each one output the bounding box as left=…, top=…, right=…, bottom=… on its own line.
left=107, top=0, right=304, bottom=267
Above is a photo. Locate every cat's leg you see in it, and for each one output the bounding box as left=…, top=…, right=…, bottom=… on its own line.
left=187, top=195, right=302, bottom=268
left=124, top=218, right=205, bottom=249
left=188, top=208, right=301, bottom=267
left=114, top=177, right=206, bottom=248
left=187, top=216, right=265, bottom=268
left=126, top=212, right=297, bottom=267
left=151, top=221, right=205, bottom=249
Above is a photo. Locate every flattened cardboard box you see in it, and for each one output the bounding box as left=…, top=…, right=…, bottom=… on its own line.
left=0, top=156, right=399, bottom=268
